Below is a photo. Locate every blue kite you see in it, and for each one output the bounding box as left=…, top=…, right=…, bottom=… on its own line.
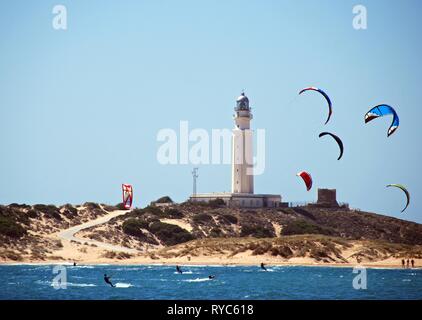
left=364, top=104, right=399, bottom=137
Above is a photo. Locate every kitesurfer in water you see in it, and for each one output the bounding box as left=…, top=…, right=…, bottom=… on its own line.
left=260, top=263, right=267, bottom=271
left=104, top=274, right=115, bottom=287
left=208, top=275, right=215, bottom=280
left=176, top=265, right=183, bottom=274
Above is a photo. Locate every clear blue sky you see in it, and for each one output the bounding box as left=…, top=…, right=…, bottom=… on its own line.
left=1, top=1, right=421, bottom=223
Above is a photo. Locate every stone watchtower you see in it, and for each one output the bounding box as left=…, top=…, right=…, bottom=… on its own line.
left=317, top=188, right=339, bottom=207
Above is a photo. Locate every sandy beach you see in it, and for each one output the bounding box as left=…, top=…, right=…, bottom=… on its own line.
left=2, top=248, right=420, bottom=269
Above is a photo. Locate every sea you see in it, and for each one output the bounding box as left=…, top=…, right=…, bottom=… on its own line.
left=0, top=264, right=421, bottom=300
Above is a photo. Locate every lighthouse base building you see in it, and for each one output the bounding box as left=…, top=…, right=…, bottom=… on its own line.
left=190, top=192, right=281, bottom=208
left=189, top=92, right=281, bottom=208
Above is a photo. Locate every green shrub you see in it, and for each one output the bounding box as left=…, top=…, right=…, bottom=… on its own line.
left=209, top=227, right=223, bottom=237
left=251, top=241, right=272, bottom=255
left=144, top=205, right=165, bottom=217
left=122, top=219, right=149, bottom=237
left=208, top=198, right=226, bottom=208
left=127, top=208, right=147, bottom=218
left=221, top=214, right=238, bottom=224
left=33, top=204, right=62, bottom=220
left=164, top=208, right=183, bottom=218
left=192, top=213, right=213, bottom=224
left=271, top=245, right=293, bottom=258
left=8, top=203, right=31, bottom=209
left=102, top=204, right=119, bottom=211
left=241, top=224, right=274, bottom=238
left=26, top=210, right=39, bottom=219
left=61, top=204, right=78, bottom=218
left=83, top=202, right=101, bottom=210
left=281, top=219, right=334, bottom=236
left=148, top=221, right=193, bottom=245
left=187, top=201, right=209, bottom=207
left=310, top=247, right=330, bottom=260
left=115, top=203, right=127, bottom=210
left=0, top=216, right=26, bottom=238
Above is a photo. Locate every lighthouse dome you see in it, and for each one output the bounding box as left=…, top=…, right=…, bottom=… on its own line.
left=236, top=92, right=250, bottom=110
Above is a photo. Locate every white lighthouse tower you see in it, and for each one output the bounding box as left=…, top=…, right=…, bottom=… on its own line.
left=231, top=92, right=254, bottom=194
left=189, top=92, right=281, bottom=208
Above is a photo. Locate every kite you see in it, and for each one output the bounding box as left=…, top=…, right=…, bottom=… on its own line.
left=386, top=184, right=410, bottom=213
left=364, top=104, right=399, bottom=137
left=122, top=184, right=133, bottom=210
left=318, top=132, right=344, bottom=160
left=299, top=87, right=333, bottom=124
left=297, top=171, right=313, bottom=191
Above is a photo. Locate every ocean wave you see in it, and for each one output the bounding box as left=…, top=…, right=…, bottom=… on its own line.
left=115, top=282, right=133, bottom=288
left=260, top=269, right=274, bottom=272
left=35, top=280, right=96, bottom=287
left=174, top=271, right=194, bottom=274
left=63, top=282, right=97, bottom=287
left=113, top=268, right=141, bottom=271
left=184, top=278, right=212, bottom=282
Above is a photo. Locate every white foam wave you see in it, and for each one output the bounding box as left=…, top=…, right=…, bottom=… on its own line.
left=174, top=271, right=194, bottom=274
left=184, top=278, right=211, bottom=282
left=36, top=280, right=96, bottom=287
left=65, top=282, right=97, bottom=287
left=115, top=282, right=133, bottom=288
left=260, top=269, right=274, bottom=272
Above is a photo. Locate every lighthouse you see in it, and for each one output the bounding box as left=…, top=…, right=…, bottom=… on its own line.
left=232, top=92, right=254, bottom=194
left=189, top=92, right=281, bottom=208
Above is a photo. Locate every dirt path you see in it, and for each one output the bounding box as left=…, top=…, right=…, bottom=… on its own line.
left=57, top=210, right=138, bottom=254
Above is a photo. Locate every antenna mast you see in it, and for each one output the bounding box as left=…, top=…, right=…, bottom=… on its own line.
left=192, top=168, right=199, bottom=196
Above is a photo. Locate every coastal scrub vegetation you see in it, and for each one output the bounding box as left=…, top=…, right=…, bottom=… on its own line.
left=192, top=213, right=213, bottom=224
left=240, top=223, right=275, bottom=238
left=0, top=216, right=26, bottom=238
left=148, top=221, right=194, bottom=245
left=33, top=204, right=62, bottom=220
left=281, top=219, right=335, bottom=236
left=122, top=218, right=149, bottom=237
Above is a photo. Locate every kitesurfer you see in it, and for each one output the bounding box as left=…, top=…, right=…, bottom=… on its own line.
left=104, top=274, right=115, bottom=287
left=260, top=263, right=267, bottom=271
left=176, top=265, right=183, bottom=274
left=208, top=275, right=215, bottom=280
